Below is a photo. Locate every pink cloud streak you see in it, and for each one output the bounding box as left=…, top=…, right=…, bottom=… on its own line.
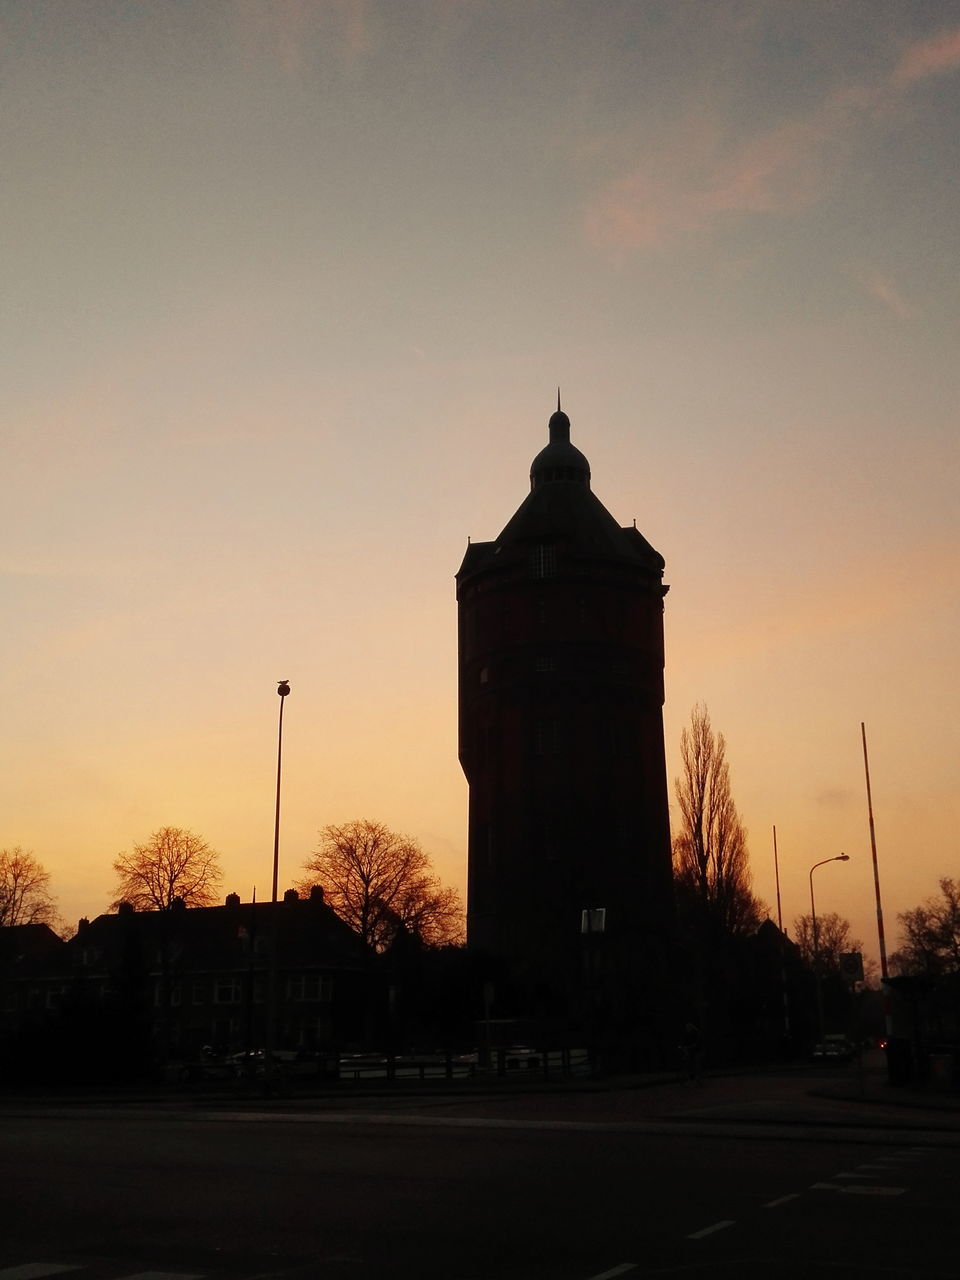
left=894, top=27, right=960, bottom=85
left=587, top=28, right=960, bottom=253
left=586, top=93, right=859, bottom=250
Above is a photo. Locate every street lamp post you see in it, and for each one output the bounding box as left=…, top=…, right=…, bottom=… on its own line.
left=809, top=852, right=850, bottom=1042
left=265, top=680, right=290, bottom=1090
left=271, top=681, right=291, bottom=906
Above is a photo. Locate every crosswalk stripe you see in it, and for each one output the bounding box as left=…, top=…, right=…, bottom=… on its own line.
left=0, top=1267, right=82, bottom=1280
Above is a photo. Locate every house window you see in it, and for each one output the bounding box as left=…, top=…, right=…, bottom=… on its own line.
left=155, top=980, right=183, bottom=1007
left=215, top=976, right=242, bottom=1005
left=192, top=981, right=208, bottom=1005
left=287, top=974, right=332, bottom=1002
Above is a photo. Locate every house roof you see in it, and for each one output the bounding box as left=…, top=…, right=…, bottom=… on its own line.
left=73, top=889, right=368, bottom=971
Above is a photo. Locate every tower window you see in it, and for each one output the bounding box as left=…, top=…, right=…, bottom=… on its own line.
left=529, top=545, right=557, bottom=579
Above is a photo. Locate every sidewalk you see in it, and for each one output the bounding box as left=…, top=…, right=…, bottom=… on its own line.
left=265, top=1055, right=960, bottom=1134
left=4, top=1056, right=958, bottom=1135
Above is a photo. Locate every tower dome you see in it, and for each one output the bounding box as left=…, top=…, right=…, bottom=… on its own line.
left=529, top=403, right=591, bottom=490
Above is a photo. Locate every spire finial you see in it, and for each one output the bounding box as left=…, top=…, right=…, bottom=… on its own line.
left=557, top=386, right=561, bottom=413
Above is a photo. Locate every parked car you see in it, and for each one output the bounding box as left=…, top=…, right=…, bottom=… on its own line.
left=812, top=1034, right=855, bottom=1062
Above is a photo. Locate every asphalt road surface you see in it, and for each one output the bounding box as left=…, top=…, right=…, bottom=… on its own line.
left=0, top=1102, right=956, bottom=1279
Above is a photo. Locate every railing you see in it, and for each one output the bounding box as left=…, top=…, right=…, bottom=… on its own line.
left=336, top=1047, right=590, bottom=1082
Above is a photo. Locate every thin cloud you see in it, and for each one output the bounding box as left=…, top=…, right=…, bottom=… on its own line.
left=587, top=27, right=960, bottom=253
left=671, top=540, right=960, bottom=674
left=849, top=266, right=916, bottom=320
left=232, top=0, right=368, bottom=74
left=815, top=787, right=856, bottom=810
left=893, top=27, right=960, bottom=85
left=586, top=94, right=858, bottom=250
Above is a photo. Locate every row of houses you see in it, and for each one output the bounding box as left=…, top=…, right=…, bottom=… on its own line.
left=0, top=886, right=371, bottom=1079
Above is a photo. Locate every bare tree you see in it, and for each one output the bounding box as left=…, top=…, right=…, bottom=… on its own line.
left=0, top=847, right=60, bottom=929
left=111, top=826, right=223, bottom=911
left=673, top=703, right=763, bottom=937
left=893, top=878, right=960, bottom=977
left=299, top=819, right=464, bottom=951
left=793, top=911, right=864, bottom=973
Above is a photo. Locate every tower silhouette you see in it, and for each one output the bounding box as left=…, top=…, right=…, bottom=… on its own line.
left=457, top=401, right=674, bottom=1035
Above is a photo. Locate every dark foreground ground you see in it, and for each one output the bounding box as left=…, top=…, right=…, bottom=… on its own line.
left=1, top=1053, right=958, bottom=1280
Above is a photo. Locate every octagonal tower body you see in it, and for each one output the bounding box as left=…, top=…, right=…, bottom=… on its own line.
left=456, top=406, right=674, bottom=1022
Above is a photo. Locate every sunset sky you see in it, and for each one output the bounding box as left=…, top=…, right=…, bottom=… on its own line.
left=2, top=1, right=958, bottom=969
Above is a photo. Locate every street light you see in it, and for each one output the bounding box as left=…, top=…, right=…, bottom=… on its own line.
left=271, top=680, right=291, bottom=906
left=265, top=680, right=290, bottom=1090
left=809, top=852, right=850, bottom=1041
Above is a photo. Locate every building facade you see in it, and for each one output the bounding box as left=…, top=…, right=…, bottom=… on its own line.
left=0, top=888, right=368, bottom=1083
left=456, top=404, right=674, bottom=1032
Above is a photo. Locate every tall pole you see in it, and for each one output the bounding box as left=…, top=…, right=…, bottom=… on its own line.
left=773, top=825, right=783, bottom=933
left=773, top=826, right=790, bottom=1038
left=272, top=682, right=290, bottom=906
left=808, top=853, right=850, bottom=1042
left=265, top=680, right=290, bottom=1089
left=861, top=723, right=888, bottom=980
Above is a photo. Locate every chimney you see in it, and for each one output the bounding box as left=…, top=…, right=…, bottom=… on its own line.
left=309, top=885, right=325, bottom=903
left=225, top=892, right=241, bottom=908
left=283, top=888, right=299, bottom=904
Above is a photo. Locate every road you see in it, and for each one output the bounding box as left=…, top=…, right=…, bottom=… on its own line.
left=0, top=1095, right=956, bottom=1279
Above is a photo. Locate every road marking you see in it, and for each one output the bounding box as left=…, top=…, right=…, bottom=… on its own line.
left=841, top=1185, right=907, bottom=1196
left=688, top=1220, right=735, bottom=1239
left=810, top=1181, right=905, bottom=1196
left=585, top=1265, right=637, bottom=1280
left=764, top=1194, right=799, bottom=1208
left=0, top=1269, right=82, bottom=1280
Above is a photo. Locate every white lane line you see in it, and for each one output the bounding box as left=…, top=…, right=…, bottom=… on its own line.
left=810, top=1181, right=905, bottom=1196
left=764, top=1194, right=799, bottom=1208
left=688, top=1220, right=735, bottom=1240
left=585, top=1266, right=637, bottom=1280
left=841, top=1185, right=907, bottom=1196
left=0, top=1269, right=82, bottom=1280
